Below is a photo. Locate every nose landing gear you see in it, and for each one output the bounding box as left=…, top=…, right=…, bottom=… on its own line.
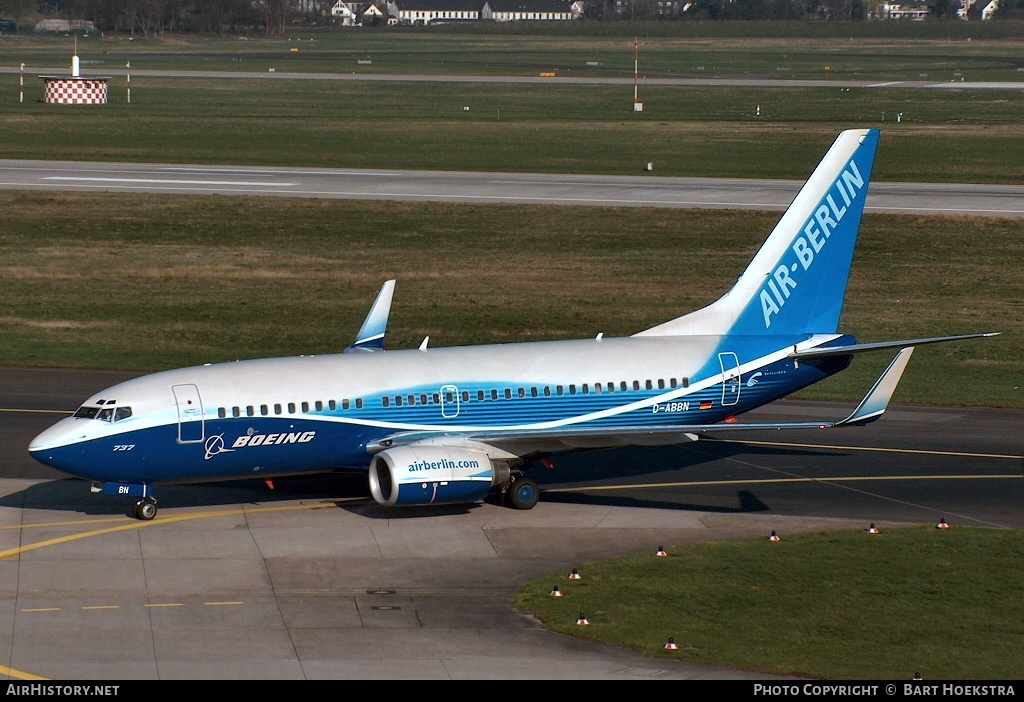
left=133, top=497, right=157, bottom=521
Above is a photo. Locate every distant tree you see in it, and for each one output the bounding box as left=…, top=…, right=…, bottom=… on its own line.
left=929, top=0, right=958, bottom=18
left=993, top=0, right=1024, bottom=17
left=683, top=0, right=721, bottom=20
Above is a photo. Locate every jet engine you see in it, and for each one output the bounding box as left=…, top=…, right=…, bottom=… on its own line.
left=368, top=444, right=510, bottom=507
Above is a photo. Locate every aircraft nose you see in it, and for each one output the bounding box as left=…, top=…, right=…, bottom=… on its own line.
left=28, top=418, right=86, bottom=466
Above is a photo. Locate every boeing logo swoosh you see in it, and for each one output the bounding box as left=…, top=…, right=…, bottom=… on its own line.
left=204, top=434, right=235, bottom=461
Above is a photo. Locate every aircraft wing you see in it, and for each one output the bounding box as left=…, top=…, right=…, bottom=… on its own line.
left=369, top=348, right=916, bottom=457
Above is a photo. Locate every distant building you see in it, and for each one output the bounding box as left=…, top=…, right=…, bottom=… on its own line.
left=480, top=0, right=585, bottom=20
left=331, top=0, right=362, bottom=24
left=880, top=2, right=930, bottom=19
left=387, top=0, right=482, bottom=23
left=963, top=0, right=999, bottom=19
left=34, top=19, right=98, bottom=33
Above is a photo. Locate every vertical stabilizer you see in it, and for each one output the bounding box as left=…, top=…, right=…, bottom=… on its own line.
left=636, top=129, right=879, bottom=338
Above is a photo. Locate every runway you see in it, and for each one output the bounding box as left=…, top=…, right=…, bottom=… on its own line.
left=3, top=158, right=1023, bottom=217
left=2, top=159, right=1023, bottom=217
left=0, top=367, right=1020, bottom=680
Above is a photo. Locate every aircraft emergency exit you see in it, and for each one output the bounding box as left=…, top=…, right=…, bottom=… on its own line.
left=29, top=129, right=996, bottom=520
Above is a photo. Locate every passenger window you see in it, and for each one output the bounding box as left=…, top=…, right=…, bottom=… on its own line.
left=682, top=377, right=690, bottom=388
left=491, top=389, right=498, bottom=401
left=462, top=391, right=469, bottom=402
left=658, top=379, right=665, bottom=389
left=582, top=384, right=589, bottom=394
left=382, top=397, right=391, bottom=408
left=260, top=405, right=269, bottom=416
left=301, top=402, right=310, bottom=413
left=288, top=403, right=296, bottom=413
left=477, top=390, right=485, bottom=401
left=504, top=389, right=512, bottom=400
left=316, top=400, right=324, bottom=411
left=569, top=385, right=576, bottom=395
left=329, top=400, right=336, bottom=411
left=232, top=407, right=241, bottom=418
left=355, top=398, right=363, bottom=409
left=246, top=406, right=255, bottom=417
left=544, top=387, right=551, bottom=397
left=422, top=394, right=429, bottom=405
left=395, top=396, right=403, bottom=407
left=670, top=378, right=678, bottom=389
left=342, top=399, right=350, bottom=410
left=274, top=403, right=282, bottom=414
left=645, top=380, right=653, bottom=390
left=218, top=408, right=226, bottom=419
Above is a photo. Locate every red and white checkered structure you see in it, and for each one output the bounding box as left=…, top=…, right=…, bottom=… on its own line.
left=42, top=78, right=109, bottom=105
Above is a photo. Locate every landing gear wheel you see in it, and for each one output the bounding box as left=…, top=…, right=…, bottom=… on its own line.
left=506, top=477, right=539, bottom=511
left=133, top=497, right=157, bottom=521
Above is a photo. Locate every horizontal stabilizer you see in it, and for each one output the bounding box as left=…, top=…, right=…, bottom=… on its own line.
left=791, top=332, right=999, bottom=359
left=345, top=280, right=396, bottom=353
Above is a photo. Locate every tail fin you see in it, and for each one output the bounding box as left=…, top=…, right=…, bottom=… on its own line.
left=636, top=129, right=880, bottom=338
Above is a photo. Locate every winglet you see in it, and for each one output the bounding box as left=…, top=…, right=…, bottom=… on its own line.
left=345, top=280, right=396, bottom=353
left=835, top=347, right=915, bottom=426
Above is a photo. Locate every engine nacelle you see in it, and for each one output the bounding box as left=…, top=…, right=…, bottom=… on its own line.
left=368, top=444, right=509, bottom=507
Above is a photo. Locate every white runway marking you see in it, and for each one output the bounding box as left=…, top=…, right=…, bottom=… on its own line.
left=43, top=176, right=298, bottom=187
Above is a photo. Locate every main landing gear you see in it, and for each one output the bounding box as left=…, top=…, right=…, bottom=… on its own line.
left=502, top=474, right=539, bottom=510
left=133, top=497, right=158, bottom=521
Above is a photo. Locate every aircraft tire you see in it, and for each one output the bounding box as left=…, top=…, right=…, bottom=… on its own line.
left=507, top=477, right=539, bottom=510
left=134, top=498, right=157, bottom=521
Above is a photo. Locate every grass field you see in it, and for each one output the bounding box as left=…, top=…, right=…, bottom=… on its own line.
left=1, top=192, right=1019, bottom=407
left=2, top=30, right=1024, bottom=181
left=513, top=526, right=1024, bottom=679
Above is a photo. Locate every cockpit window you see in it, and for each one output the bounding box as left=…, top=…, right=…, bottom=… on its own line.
left=73, top=405, right=133, bottom=422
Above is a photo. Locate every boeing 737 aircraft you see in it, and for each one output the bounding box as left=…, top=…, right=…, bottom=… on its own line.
left=29, top=129, right=995, bottom=520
